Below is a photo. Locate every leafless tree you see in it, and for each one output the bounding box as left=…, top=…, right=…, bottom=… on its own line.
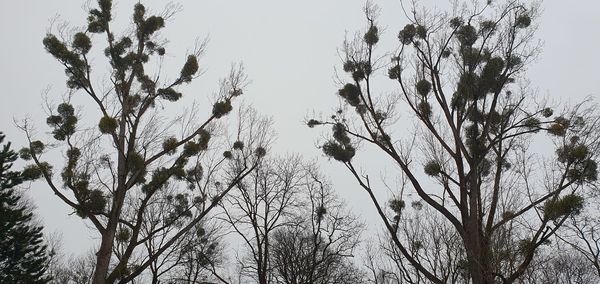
left=269, top=165, right=365, bottom=284
left=519, top=245, right=599, bottom=284
left=554, top=198, right=600, bottom=278
left=221, top=154, right=304, bottom=284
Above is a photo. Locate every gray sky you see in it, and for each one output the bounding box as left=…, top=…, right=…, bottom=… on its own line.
left=1, top=0, right=599, bottom=255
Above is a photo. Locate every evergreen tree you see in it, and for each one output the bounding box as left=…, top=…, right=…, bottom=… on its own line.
left=0, top=132, right=50, bottom=283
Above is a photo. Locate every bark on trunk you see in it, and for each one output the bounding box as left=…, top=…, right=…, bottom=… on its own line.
left=92, top=224, right=118, bottom=284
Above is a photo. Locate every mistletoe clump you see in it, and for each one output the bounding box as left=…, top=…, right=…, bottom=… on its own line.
left=544, top=194, right=584, bottom=221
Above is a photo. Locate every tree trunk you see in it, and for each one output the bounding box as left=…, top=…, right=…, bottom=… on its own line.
left=92, top=224, right=118, bottom=284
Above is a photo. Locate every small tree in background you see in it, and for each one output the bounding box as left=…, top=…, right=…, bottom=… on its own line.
left=311, top=1, right=600, bottom=283
left=18, top=1, right=265, bottom=283
left=0, top=132, right=50, bottom=283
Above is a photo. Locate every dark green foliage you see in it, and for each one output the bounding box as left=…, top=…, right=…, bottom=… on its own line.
left=223, top=151, right=233, bottom=159
left=350, top=61, right=371, bottom=81
left=29, top=141, right=44, bottom=155
left=126, top=152, right=145, bottom=174
left=389, top=198, right=405, bottom=215
left=388, top=65, right=401, bottom=80
left=322, top=141, right=355, bottom=163
left=415, top=25, right=427, bottom=39
left=46, top=103, right=77, bottom=141
left=98, top=116, right=118, bottom=134
left=398, top=24, right=416, bottom=44
left=157, top=88, right=182, bottom=102
left=315, top=205, right=327, bottom=221
left=515, top=14, right=531, bottom=28
left=456, top=25, right=477, bottom=46
left=197, top=129, right=211, bottom=150
left=178, top=224, right=221, bottom=272
left=542, top=108, right=554, bottom=118
left=132, top=3, right=165, bottom=42
left=72, top=32, right=92, bottom=54
left=183, top=142, right=202, bottom=157
left=165, top=194, right=192, bottom=224
left=506, top=55, right=522, bottom=69
left=465, top=124, right=487, bottom=158
left=87, top=0, right=112, bottom=33
left=43, top=34, right=88, bottom=89
left=61, top=148, right=81, bottom=185
left=548, top=123, right=566, bottom=136
left=479, top=57, right=505, bottom=94
left=338, top=83, right=361, bottom=106
left=460, top=47, right=482, bottom=68
left=544, top=194, right=584, bottom=220
left=212, top=100, right=232, bottom=118
left=441, top=48, right=452, bottom=58
left=332, top=123, right=350, bottom=145
left=0, top=133, right=50, bottom=283
left=180, top=55, right=199, bottom=83
left=233, top=141, right=244, bottom=150
left=478, top=158, right=491, bottom=177
left=133, top=3, right=146, bottom=25
left=104, top=36, right=133, bottom=67
left=547, top=116, right=570, bottom=136
left=416, top=79, right=432, bottom=96
left=418, top=101, right=432, bottom=118
left=501, top=211, right=515, bottom=219
left=181, top=132, right=210, bottom=157
left=115, top=228, right=131, bottom=243
left=21, top=163, right=52, bottom=181
left=186, top=165, right=203, bottom=185
left=450, top=17, right=463, bottom=29
left=142, top=16, right=165, bottom=38
left=517, top=239, right=534, bottom=255
left=18, top=148, right=32, bottom=161
left=479, top=20, right=496, bottom=35
left=457, top=72, right=480, bottom=100
left=523, top=117, right=540, bottom=130
left=141, top=168, right=171, bottom=193
left=162, top=137, right=178, bottom=155
left=364, top=25, right=379, bottom=45
left=411, top=201, right=423, bottom=210
left=323, top=123, right=355, bottom=162
left=424, top=161, right=441, bottom=176
left=343, top=61, right=355, bottom=72
left=355, top=105, right=367, bottom=115
left=307, top=119, right=321, bottom=128
left=567, top=159, right=598, bottom=183
left=78, top=189, right=107, bottom=216
left=255, top=147, right=267, bottom=158
left=556, top=144, right=589, bottom=164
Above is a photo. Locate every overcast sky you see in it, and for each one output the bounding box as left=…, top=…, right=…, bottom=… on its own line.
left=1, top=0, right=599, bottom=255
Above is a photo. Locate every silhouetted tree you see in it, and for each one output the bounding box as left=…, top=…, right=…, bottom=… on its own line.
left=221, top=154, right=304, bottom=284
left=269, top=165, right=364, bottom=284
left=310, top=1, right=600, bottom=283
left=0, top=132, right=50, bottom=283
left=18, top=1, right=265, bottom=283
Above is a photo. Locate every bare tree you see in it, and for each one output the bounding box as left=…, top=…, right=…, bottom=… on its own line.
left=365, top=202, right=466, bottom=284
left=310, top=1, right=600, bottom=283
left=18, top=1, right=266, bottom=283
left=269, top=165, right=364, bottom=284
left=519, top=246, right=600, bottom=284
left=221, top=154, right=304, bottom=284
left=48, top=249, right=96, bottom=284
left=554, top=198, right=600, bottom=278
